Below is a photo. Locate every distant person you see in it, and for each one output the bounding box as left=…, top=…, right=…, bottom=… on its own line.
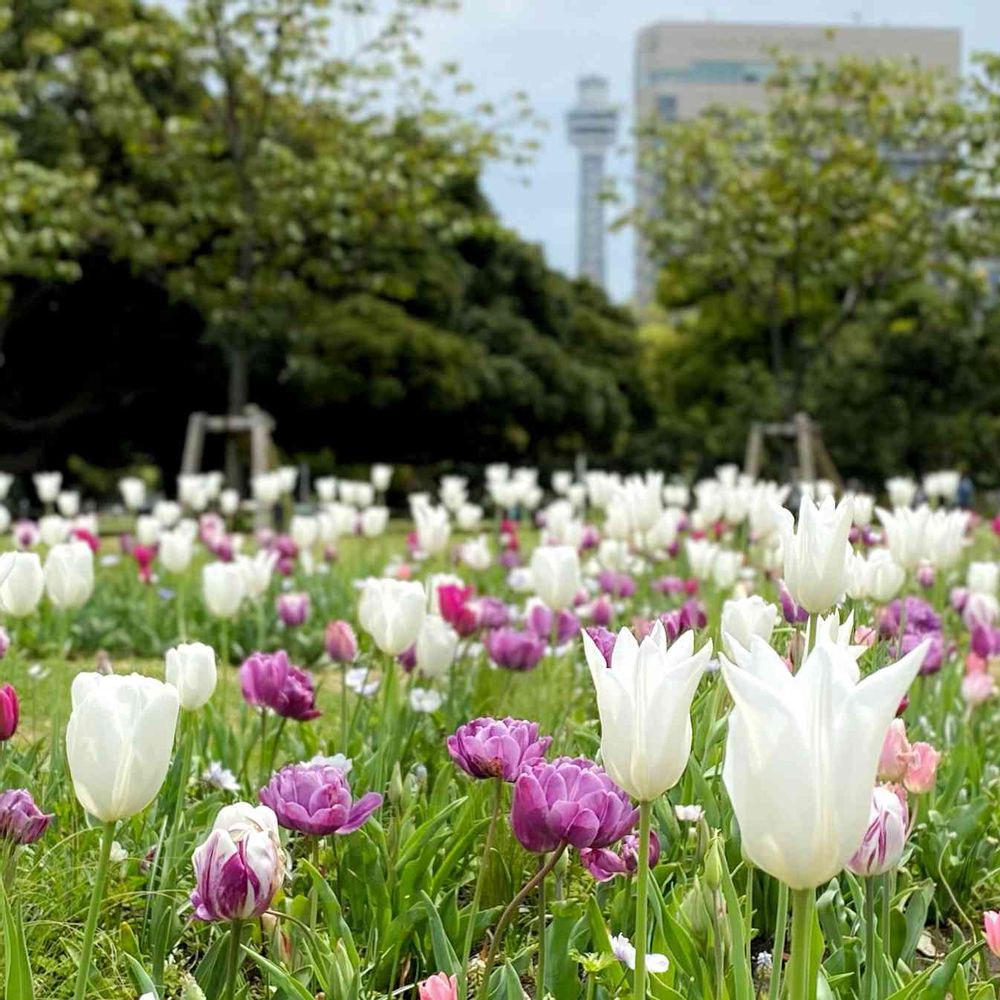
left=957, top=473, right=974, bottom=510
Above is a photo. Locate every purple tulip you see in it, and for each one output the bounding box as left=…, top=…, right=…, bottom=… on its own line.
left=584, top=626, right=617, bottom=667
left=652, top=576, right=685, bottom=595
left=324, top=620, right=358, bottom=663
left=526, top=602, right=579, bottom=645
left=240, top=650, right=321, bottom=721
left=878, top=597, right=941, bottom=638
left=679, top=598, right=707, bottom=631
left=447, top=717, right=552, bottom=781
left=510, top=757, right=638, bottom=854
left=483, top=628, right=546, bottom=671
left=0, top=685, right=18, bottom=741
left=580, top=830, right=661, bottom=882
left=597, top=570, right=636, bottom=599
left=972, top=623, right=1000, bottom=659
left=0, top=789, right=52, bottom=845
left=474, top=596, right=509, bottom=630
left=276, top=592, right=310, bottom=627
left=259, top=761, right=382, bottom=836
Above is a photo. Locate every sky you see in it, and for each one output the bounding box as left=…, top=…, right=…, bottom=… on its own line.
left=160, top=0, right=1000, bottom=303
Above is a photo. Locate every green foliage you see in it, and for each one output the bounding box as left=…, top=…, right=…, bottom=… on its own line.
left=631, top=51, right=1000, bottom=485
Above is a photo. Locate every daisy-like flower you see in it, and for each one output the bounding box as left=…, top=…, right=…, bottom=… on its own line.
left=610, top=933, right=669, bottom=973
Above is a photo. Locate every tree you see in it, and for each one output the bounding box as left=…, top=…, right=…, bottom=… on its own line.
left=628, top=53, right=997, bottom=483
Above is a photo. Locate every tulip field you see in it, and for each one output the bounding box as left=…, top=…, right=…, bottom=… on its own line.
left=1, top=464, right=1000, bottom=1000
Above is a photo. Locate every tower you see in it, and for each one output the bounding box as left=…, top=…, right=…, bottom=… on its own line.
left=566, top=75, right=619, bottom=289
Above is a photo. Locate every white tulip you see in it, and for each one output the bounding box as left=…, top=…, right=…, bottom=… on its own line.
left=721, top=637, right=927, bottom=889
left=0, top=472, right=12, bottom=500
left=66, top=672, right=179, bottom=822
left=0, top=552, right=44, bottom=617
left=290, top=515, right=319, bottom=550
left=220, top=489, right=240, bottom=516
left=0, top=505, right=9, bottom=535
left=685, top=538, right=718, bottom=581
left=44, top=541, right=94, bottom=609
left=236, top=552, right=277, bottom=601
left=153, top=500, right=182, bottom=528
left=529, top=544, right=580, bottom=611
left=371, top=464, right=393, bottom=492
left=56, top=490, right=80, bottom=518
left=721, top=595, right=777, bottom=660
left=165, top=642, right=217, bottom=710
left=359, top=506, right=389, bottom=538
left=38, top=515, right=68, bottom=547
left=456, top=503, right=484, bottom=532
left=315, top=476, right=338, bottom=503
left=584, top=622, right=711, bottom=801
left=415, top=614, right=459, bottom=678
left=119, top=476, right=146, bottom=511
left=160, top=529, right=194, bottom=574
left=414, top=503, right=451, bottom=556
left=202, top=562, right=245, bottom=618
left=885, top=476, right=917, bottom=509
left=33, top=472, right=62, bottom=504
left=968, top=561, right=999, bottom=597
left=358, top=578, right=426, bottom=655
left=136, top=515, right=161, bottom=547
left=460, top=535, right=492, bottom=572
left=776, top=495, right=854, bottom=614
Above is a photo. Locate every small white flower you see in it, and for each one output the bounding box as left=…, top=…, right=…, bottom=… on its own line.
left=109, top=841, right=128, bottom=864
left=409, top=687, right=443, bottom=713
left=610, top=933, right=669, bottom=973
left=27, top=663, right=49, bottom=681
left=345, top=667, right=380, bottom=697
left=202, top=761, right=240, bottom=792
left=100, top=554, right=121, bottom=567
left=674, top=804, right=704, bottom=822
left=309, top=753, right=352, bottom=773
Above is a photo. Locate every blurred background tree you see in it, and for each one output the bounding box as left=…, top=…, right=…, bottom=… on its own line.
left=630, top=54, right=1000, bottom=485
left=2, top=0, right=1000, bottom=490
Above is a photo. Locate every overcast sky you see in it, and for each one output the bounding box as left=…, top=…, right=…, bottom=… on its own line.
left=160, top=0, right=999, bottom=302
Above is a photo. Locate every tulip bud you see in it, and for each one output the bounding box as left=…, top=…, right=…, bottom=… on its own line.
left=704, top=836, right=724, bottom=891
left=165, top=642, right=218, bottom=711
left=846, top=785, right=908, bottom=877
left=0, top=684, right=19, bottom=741
left=388, top=761, right=404, bottom=807
left=324, top=620, right=358, bottom=663
left=985, top=911, right=1000, bottom=958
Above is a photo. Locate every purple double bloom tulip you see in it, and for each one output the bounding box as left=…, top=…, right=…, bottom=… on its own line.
left=447, top=717, right=551, bottom=782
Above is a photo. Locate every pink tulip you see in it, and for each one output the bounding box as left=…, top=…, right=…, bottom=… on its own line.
left=903, top=742, right=941, bottom=794
left=877, top=720, right=912, bottom=783
left=985, top=911, right=1000, bottom=958
left=418, top=972, right=458, bottom=1000
left=962, top=672, right=996, bottom=708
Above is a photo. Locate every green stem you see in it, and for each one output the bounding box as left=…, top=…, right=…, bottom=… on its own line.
left=634, top=800, right=652, bottom=999
left=170, top=715, right=194, bottom=836
left=478, top=844, right=567, bottom=1000
left=72, top=820, right=117, bottom=1000
left=788, top=888, right=817, bottom=1000
left=881, top=873, right=893, bottom=997
left=768, top=881, right=789, bottom=1000
left=340, top=666, right=349, bottom=751
left=257, top=707, right=268, bottom=788
left=745, top=863, right=754, bottom=971
left=863, top=878, right=876, bottom=1000
left=459, top=779, right=504, bottom=997
left=225, top=919, right=244, bottom=1000
left=309, top=837, right=320, bottom=931
left=537, top=858, right=548, bottom=999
